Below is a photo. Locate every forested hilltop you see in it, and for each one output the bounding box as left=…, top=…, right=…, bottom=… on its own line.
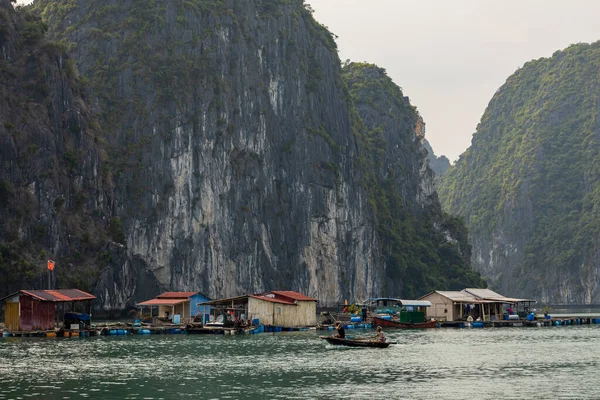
left=438, top=42, right=600, bottom=303
left=0, top=0, right=482, bottom=310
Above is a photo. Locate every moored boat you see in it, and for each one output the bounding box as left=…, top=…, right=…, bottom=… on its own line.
left=320, top=336, right=392, bottom=348
left=372, top=315, right=438, bottom=329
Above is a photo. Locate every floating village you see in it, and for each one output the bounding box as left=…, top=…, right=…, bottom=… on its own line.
left=2, top=286, right=600, bottom=340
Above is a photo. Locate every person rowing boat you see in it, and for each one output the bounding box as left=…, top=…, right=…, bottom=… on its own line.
left=374, top=326, right=386, bottom=342
left=333, top=322, right=345, bottom=338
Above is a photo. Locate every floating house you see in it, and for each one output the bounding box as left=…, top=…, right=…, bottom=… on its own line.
left=137, top=292, right=210, bottom=324
left=1, top=289, right=96, bottom=332
left=367, top=298, right=432, bottom=323
left=201, top=291, right=317, bottom=328
left=418, top=288, right=536, bottom=322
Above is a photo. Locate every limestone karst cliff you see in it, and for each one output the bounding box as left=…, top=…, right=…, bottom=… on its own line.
left=438, top=42, right=600, bottom=304
left=0, top=0, right=116, bottom=295
left=0, top=0, right=482, bottom=309
left=424, top=139, right=450, bottom=177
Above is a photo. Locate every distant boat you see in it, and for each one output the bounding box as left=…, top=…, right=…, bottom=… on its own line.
left=320, top=336, right=392, bottom=348
left=372, top=316, right=438, bottom=329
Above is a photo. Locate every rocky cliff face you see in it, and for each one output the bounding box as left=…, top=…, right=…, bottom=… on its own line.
left=29, top=0, right=383, bottom=307
left=423, top=139, right=450, bottom=177
left=438, top=42, right=600, bottom=304
left=0, top=0, right=113, bottom=296
left=4, top=0, right=483, bottom=309
left=343, top=63, right=483, bottom=296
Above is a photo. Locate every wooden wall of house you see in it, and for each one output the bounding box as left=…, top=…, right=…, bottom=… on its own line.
left=420, top=292, right=455, bottom=321
left=20, top=296, right=55, bottom=331
left=273, top=301, right=317, bottom=327
left=4, top=296, right=20, bottom=331
left=248, top=298, right=317, bottom=327
left=248, top=298, right=275, bottom=325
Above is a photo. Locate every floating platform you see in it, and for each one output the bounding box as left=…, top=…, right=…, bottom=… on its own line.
left=440, top=316, right=600, bottom=328
left=1, top=329, right=101, bottom=338
left=317, top=323, right=373, bottom=331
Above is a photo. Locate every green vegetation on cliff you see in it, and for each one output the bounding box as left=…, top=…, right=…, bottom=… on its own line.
left=344, top=63, right=484, bottom=297
left=438, top=42, right=600, bottom=301
left=0, top=2, right=110, bottom=294
left=4, top=0, right=485, bottom=305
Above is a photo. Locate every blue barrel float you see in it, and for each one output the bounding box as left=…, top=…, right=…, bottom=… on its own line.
left=350, top=316, right=362, bottom=323
left=473, top=321, right=484, bottom=328
left=526, top=313, right=535, bottom=321
left=380, top=315, right=392, bottom=321
left=138, top=329, right=151, bottom=335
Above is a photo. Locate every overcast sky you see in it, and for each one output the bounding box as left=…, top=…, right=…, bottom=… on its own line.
left=309, top=0, right=600, bottom=161
left=15, top=0, right=600, bottom=161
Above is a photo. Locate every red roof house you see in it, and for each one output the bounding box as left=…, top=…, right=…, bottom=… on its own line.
left=1, top=289, right=96, bottom=332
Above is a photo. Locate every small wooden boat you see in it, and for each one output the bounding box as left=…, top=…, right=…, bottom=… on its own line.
left=320, top=336, right=392, bottom=348
left=373, top=316, right=438, bottom=329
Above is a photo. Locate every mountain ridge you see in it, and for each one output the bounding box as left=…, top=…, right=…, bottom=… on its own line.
left=438, top=41, right=600, bottom=303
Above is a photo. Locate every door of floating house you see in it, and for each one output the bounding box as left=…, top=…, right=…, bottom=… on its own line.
left=4, top=295, right=20, bottom=331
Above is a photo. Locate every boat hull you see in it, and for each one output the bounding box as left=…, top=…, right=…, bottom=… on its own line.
left=320, top=336, right=391, bottom=348
left=373, top=316, right=438, bottom=329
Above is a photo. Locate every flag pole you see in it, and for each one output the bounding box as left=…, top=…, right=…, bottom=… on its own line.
left=47, top=260, right=55, bottom=290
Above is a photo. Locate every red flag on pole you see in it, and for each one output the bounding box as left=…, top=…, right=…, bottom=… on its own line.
left=47, top=260, right=55, bottom=271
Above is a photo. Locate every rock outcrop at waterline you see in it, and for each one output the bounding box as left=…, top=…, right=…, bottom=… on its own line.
left=438, top=42, right=600, bottom=304
left=0, top=0, right=482, bottom=308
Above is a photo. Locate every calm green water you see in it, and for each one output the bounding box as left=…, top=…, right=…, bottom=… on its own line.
left=1, top=326, right=600, bottom=399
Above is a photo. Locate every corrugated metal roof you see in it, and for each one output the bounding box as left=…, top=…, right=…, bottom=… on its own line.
left=198, top=291, right=316, bottom=306
left=398, top=299, right=432, bottom=307
left=366, top=297, right=402, bottom=303
left=462, top=289, right=535, bottom=303
left=433, top=291, right=478, bottom=302
left=137, top=298, right=187, bottom=306
left=367, top=298, right=432, bottom=307
left=462, top=288, right=504, bottom=299
left=197, top=295, right=250, bottom=306
left=250, top=295, right=295, bottom=305
left=270, top=291, right=317, bottom=302
left=156, top=292, right=199, bottom=299
left=419, top=289, right=536, bottom=304
left=12, top=289, right=96, bottom=302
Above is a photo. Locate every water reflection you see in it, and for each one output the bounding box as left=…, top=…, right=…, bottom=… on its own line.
left=1, top=327, right=600, bottom=399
